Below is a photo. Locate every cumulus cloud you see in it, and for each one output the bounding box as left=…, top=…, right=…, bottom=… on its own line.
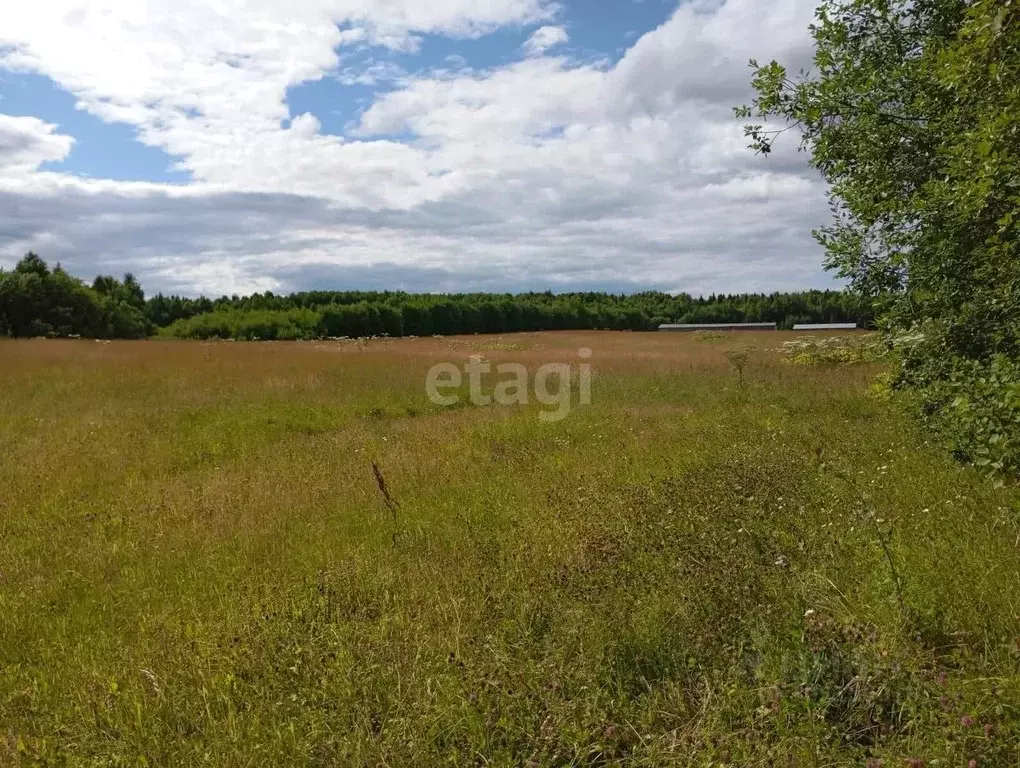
left=605, top=0, right=816, bottom=115
left=0, top=115, right=74, bottom=172
left=0, top=0, right=835, bottom=297
left=523, top=25, right=569, bottom=56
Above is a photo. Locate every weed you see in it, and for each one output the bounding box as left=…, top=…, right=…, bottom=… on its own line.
left=0, top=332, right=1017, bottom=765
left=723, top=345, right=753, bottom=386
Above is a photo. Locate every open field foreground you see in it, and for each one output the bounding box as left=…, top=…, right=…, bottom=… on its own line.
left=1, top=332, right=1019, bottom=766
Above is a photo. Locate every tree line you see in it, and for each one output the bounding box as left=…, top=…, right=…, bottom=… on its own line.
left=0, top=253, right=872, bottom=341
left=0, top=254, right=151, bottom=339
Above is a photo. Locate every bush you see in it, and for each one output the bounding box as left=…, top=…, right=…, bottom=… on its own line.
left=779, top=335, right=884, bottom=366
left=904, top=354, right=1020, bottom=480
left=163, top=308, right=322, bottom=340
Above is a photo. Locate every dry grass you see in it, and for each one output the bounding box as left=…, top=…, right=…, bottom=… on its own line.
left=1, top=332, right=1018, bottom=766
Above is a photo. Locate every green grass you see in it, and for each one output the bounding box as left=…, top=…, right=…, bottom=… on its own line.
left=0, top=334, right=1018, bottom=766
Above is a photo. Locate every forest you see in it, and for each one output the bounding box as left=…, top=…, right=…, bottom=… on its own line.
left=0, top=252, right=872, bottom=340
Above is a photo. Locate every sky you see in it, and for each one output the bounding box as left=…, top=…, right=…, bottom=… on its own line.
left=0, top=0, right=830, bottom=297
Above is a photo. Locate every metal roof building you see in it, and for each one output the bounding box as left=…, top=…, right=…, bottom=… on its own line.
left=658, top=323, right=777, bottom=331
left=791, top=323, right=859, bottom=331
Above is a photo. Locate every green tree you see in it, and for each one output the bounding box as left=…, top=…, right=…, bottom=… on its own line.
left=0, top=256, right=104, bottom=337
left=0, top=255, right=153, bottom=339
left=738, top=0, right=1020, bottom=477
left=14, top=252, right=50, bottom=278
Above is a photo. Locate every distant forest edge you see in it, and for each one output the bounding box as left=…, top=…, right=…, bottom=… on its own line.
left=0, top=253, right=874, bottom=340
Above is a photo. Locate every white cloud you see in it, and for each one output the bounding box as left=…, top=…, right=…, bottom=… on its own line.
left=0, top=115, right=74, bottom=172
left=605, top=0, right=816, bottom=115
left=523, top=25, right=569, bottom=56
left=0, top=0, right=836, bottom=296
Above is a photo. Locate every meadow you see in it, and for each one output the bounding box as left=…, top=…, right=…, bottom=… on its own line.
left=1, top=332, right=1018, bottom=766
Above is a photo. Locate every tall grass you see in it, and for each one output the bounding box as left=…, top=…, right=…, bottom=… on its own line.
left=0, top=333, right=1017, bottom=766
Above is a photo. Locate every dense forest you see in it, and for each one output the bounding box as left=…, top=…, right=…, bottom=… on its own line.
left=0, top=254, right=871, bottom=340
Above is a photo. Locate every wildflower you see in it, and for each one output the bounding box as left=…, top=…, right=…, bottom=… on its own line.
left=961, top=715, right=974, bottom=727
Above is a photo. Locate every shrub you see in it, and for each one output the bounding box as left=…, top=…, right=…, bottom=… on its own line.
left=779, top=335, right=885, bottom=366
left=163, top=308, right=321, bottom=340
left=907, top=354, right=1020, bottom=480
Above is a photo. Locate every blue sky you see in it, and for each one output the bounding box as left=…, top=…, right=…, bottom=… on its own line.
left=0, top=71, right=191, bottom=182
left=0, top=0, right=831, bottom=297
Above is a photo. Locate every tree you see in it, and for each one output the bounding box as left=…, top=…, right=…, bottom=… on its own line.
left=121, top=273, right=145, bottom=309
left=738, top=0, right=1020, bottom=477
left=0, top=255, right=152, bottom=339
left=0, top=256, right=104, bottom=337
left=14, top=252, right=50, bottom=278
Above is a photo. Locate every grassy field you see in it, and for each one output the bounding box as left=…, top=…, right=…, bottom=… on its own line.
left=1, top=332, right=1018, bottom=766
